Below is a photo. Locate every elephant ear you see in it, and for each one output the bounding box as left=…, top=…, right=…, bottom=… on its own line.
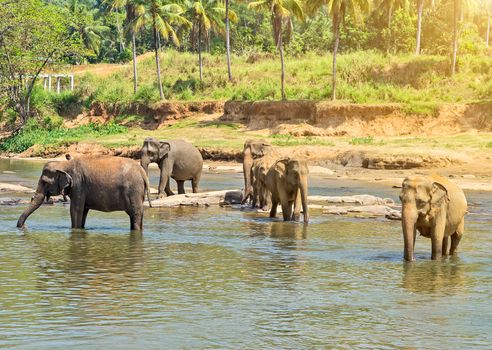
left=430, top=182, right=449, bottom=206
left=158, top=142, right=171, bottom=159
left=56, top=170, right=73, bottom=195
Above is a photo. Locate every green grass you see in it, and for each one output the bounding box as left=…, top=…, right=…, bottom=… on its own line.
left=0, top=119, right=127, bottom=153
left=67, top=50, right=492, bottom=107
left=349, top=136, right=375, bottom=145
left=270, top=134, right=335, bottom=147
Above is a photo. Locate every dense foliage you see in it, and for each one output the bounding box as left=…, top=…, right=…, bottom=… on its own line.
left=35, top=0, right=490, bottom=63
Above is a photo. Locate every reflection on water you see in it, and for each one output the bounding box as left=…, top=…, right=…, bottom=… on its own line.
left=1, top=159, right=492, bottom=348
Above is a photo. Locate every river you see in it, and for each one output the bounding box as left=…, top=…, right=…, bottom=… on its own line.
left=0, top=158, right=491, bottom=349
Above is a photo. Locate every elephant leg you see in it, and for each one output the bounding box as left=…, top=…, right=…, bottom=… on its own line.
left=81, top=208, right=89, bottom=229
left=252, top=183, right=258, bottom=208
left=282, top=201, right=293, bottom=221
left=292, top=189, right=302, bottom=222
left=128, top=210, right=143, bottom=231
left=450, top=219, right=464, bottom=255
left=70, top=201, right=85, bottom=229
left=164, top=178, right=175, bottom=197
left=192, top=173, right=200, bottom=193
left=431, top=215, right=446, bottom=260
left=442, top=236, right=449, bottom=256
left=177, top=180, right=185, bottom=194
left=270, top=195, right=278, bottom=218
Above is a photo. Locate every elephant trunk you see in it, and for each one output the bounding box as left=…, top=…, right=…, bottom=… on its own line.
left=140, top=156, right=151, bottom=176
left=242, top=152, right=253, bottom=204
left=17, top=192, right=45, bottom=228
left=402, top=203, right=418, bottom=261
left=300, top=176, right=309, bottom=223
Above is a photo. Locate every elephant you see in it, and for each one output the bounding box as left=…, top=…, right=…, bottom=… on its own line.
left=242, top=139, right=275, bottom=204
left=266, top=157, right=309, bottom=223
left=251, top=155, right=275, bottom=210
left=17, top=156, right=152, bottom=231
left=399, top=175, right=467, bottom=261
left=139, top=138, right=203, bottom=198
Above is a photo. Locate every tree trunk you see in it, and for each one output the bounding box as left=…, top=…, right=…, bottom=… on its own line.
left=132, top=31, right=138, bottom=94
left=198, top=24, right=203, bottom=82
left=153, top=16, right=164, bottom=99
left=487, top=13, right=490, bottom=48
left=331, top=17, right=340, bottom=101
left=116, top=9, right=125, bottom=52
left=451, top=0, right=459, bottom=75
left=415, top=0, right=424, bottom=55
left=225, top=0, right=232, bottom=81
left=388, top=2, right=393, bottom=28
left=279, top=34, right=285, bottom=100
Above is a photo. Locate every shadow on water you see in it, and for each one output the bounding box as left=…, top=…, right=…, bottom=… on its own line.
left=401, top=257, right=468, bottom=295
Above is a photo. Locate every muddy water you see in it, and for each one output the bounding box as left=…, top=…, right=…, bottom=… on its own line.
left=0, top=159, right=491, bottom=349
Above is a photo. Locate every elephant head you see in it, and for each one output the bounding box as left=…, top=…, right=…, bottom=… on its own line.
left=17, top=162, right=73, bottom=228
left=399, top=176, right=449, bottom=261
left=139, top=137, right=171, bottom=174
left=242, top=139, right=272, bottom=204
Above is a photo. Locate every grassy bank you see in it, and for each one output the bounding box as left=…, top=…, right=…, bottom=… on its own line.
left=3, top=50, right=488, bottom=123
left=2, top=115, right=491, bottom=158
left=80, top=51, right=492, bottom=104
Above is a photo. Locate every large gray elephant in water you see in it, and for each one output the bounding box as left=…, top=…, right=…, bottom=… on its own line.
left=399, top=175, right=467, bottom=261
left=17, top=156, right=151, bottom=231
left=266, top=157, right=309, bottom=223
left=140, top=138, right=203, bottom=198
left=242, top=139, right=275, bottom=204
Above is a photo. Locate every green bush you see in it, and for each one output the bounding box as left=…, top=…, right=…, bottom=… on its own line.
left=0, top=119, right=127, bottom=153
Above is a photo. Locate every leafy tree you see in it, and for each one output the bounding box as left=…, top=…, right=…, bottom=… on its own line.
left=66, top=0, right=111, bottom=60
left=249, top=0, right=305, bottom=100
left=186, top=0, right=237, bottom=82
left=375, top=0, right=409, bottom=26
left=0, top=0, right=78, bottom=126
left=307, top=0, right=369, bottom=100
left=103, top=0, right=127, bottom=53
left=134, top=0, right=190, bottom=99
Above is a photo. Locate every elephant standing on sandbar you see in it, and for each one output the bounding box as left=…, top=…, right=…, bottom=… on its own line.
left=266, top=157, right=309, bottom=223
left=242, top=139, right=276, bottom=204
left=17, top=156, right=152, bottom=231
left=399, top=175, right=467, bottom=261
left=140, top=138, right=203, bottom=198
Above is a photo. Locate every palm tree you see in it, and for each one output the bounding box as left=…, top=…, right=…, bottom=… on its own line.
left=67, top=0, right=111, bottom=57
left=306, top=0, right=369, bottom=100
left=186, top=0, right=237, bottom=83
left=125, top=0, right=139, bottom=94
left=376, top=0, right=409, bottom=27
left=225, top=0, right=232, bottom=81
left=415, top=0, right=424, bottom=54
left=248, top=0, right=305, bottom=100
left=486, top=0, right=492, bottom=47
left=451, top=0, right=461, bottom=75
left=103, top=0, right=127, bottom=53
left=134, top=0, right=191, bottom=99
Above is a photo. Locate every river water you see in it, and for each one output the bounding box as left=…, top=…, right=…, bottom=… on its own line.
left=0, top=159, right=491, bottom=349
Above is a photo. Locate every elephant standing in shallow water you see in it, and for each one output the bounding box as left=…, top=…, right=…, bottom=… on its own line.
left=242, top=139, right=276, bottom=204
left=17, top=156, right=151, bottom=231
left=140, top=138, right=203, bottom=198
left=399, top=175, right=467, bottom=261
left=266, top=157, right=309, bottom=223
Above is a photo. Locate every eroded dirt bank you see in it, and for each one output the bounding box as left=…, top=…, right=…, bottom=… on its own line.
left=221, top=100, right=492, bottom=136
